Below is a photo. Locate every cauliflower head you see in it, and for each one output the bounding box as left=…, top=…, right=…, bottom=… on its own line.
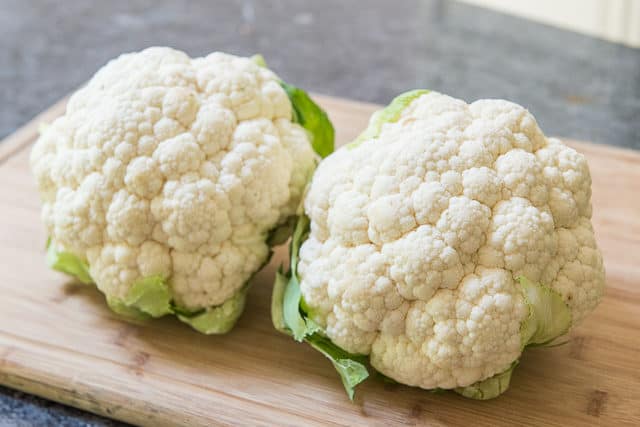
left=31, top=47, right=334, bottom=333
left=273, top=90, right=605, bottom=399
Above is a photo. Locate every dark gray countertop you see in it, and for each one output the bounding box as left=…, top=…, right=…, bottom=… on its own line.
left=0, top=0, right=639, bottom=425
left=0, top=385, right=124, bottom=427
left=2, top=0, right=639, bottom=150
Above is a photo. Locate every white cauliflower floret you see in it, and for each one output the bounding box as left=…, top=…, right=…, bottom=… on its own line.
left=383, top=225, right=463, bottom=301
left=376, top=268, right=526, bottom=389
left=31, top=47, right=322, bottom=327
left=296, top=91, right=605, bottom=391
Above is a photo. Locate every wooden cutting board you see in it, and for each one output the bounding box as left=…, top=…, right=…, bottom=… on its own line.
left=0, top=95, right=638, bottom=427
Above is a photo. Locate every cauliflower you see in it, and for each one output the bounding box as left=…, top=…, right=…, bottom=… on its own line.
left=272, top=90, right=605, bottom=399
left=31, top=47, right=334, bottom=333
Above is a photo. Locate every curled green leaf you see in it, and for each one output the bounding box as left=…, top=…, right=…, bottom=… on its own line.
left=307, top=334, right=369, bottom=400
left=281, top=82, right=335, bottom=158
left=518, top=276, right=572, bottom=348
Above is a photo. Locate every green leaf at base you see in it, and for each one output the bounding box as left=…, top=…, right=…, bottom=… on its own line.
left=106, top=296, right=150, bottom=321
left=176, top=288, right=247, bottom=334
left=283, top=274, right=309, bottom=341
left=455, top=361, right=518, bottom=400
left=272, top=214, right=369, bottom=399
left=46, top=239, right=93, bottom=285
left=307, top=334, right=369, bottom=400
left=124, top=275, right=172, bottom=318
left=281, top=214, right=314, bottom=341
left=45, top=241, right=248, bottom=332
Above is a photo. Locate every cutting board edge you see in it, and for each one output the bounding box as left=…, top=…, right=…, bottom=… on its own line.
left=0, top=333, right=173, bottom=427
left=0, top=329, right=308, bottom=427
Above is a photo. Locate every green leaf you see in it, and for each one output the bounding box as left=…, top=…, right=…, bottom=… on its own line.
left=272, top=214, right=369, bottom=399
left=176, top=288, right=247, bottom=334
left=123, top=275, right=173, bottom=318
left=455, top=361, right=518, bottom=400
left=250, top=54, right=267, bottom=68
left=281, top=82, right=335, bottom=158
left=307, top=334, right=369, bottom=400
left=46, top=239, right=93, bottom=285
left=280, top=214, right=315, bottom=341
left=349, top=89, right=429, bottom=149
left=271, top=268, right=289, bottom=333
left=250, top=53, right=335, bottom=158
left=518, top=276, right=573, bottom=348
left=106, top=296, right=150, bottom=321
left=282, top=274, right=309, bottom=341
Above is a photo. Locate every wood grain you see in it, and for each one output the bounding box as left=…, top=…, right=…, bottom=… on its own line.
left=0, top=95, right=639, bottom=426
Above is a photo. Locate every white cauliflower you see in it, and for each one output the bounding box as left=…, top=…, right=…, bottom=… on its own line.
left=31, top=47, right=334, bottom=333
left=273, top=90, right=605, bottom=399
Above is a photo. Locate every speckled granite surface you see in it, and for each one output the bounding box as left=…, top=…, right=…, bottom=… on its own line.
left=1, top=0, right=639, bottom=150
left=0, top=385, right=125, bottom=427
left=0, top=0, right=638, bottom=425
